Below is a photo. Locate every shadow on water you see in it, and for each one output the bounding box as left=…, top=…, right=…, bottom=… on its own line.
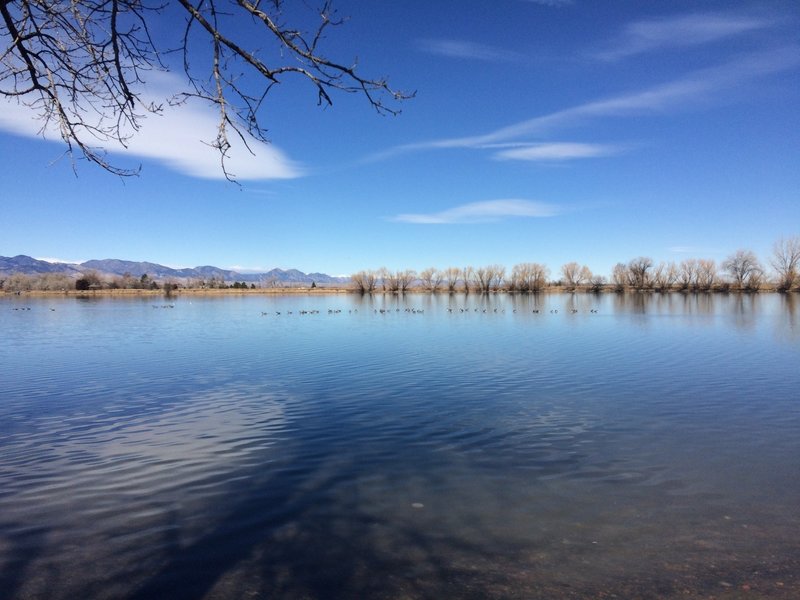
left=122, top=398, right=799, bottom=599
left=126, top=467, right=800, bottom=599
left=0, top=524, right=48, bottom=599
left=121, top=421, right=530, bottom=600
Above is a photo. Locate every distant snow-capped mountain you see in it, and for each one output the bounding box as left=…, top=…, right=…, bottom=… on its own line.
left=1, top=255, right=348, bottom=284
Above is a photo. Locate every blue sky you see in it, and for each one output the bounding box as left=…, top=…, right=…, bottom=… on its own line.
left=1, top=0, right=798, bottom=277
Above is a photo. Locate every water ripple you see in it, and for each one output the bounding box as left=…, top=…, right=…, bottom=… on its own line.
left=1, top=293, right=799, bottom=598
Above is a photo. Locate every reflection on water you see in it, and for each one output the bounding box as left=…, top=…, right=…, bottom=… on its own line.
left=1, top=293, right=799, bottom=598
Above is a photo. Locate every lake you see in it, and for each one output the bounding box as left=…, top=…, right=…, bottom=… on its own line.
left=1, top=292, right=798, bottom=599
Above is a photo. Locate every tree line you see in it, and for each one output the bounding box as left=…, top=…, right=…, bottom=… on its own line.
left=0, top=271, right=179, bottom=292
left=0, top=270, right=275, bottom=292
left=3, top=238, right=798, bottom=294
left=351, top=238, right=800, bottom=294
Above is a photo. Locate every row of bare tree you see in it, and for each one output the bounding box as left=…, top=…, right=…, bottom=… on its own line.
left=0, top=271, right=168, bottom=292
left=352, top=238, right=800, bottom=294
left=352, top=264, right=553, bottom=294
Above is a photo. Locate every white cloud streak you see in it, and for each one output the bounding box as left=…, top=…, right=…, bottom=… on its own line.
left=369, top=46, right=800, bottom=161
left=524, top=0, right=573, bottom=6
left=417, top=39, right=523, bottom=62
left=596, top=13, right=773, bottom=61
left=668, top=246, right=717, bottom=255
left=493, top=142, right=621, bottom=161
left=0, top=73, right=303, bottom=181
left=391, top=199, right=561, bottom=224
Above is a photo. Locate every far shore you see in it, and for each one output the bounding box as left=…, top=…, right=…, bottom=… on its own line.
left=4, top=286, right=797, bottom=298
left=3, top=287, right=352, bottom=297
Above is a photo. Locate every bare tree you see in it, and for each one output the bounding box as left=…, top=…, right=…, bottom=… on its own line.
left=679, top=259, right=698, bottom=291
left=385, top=269, right=400, bottom=292
left=530, top=263, right=549, bottom=291
left=589, top=274, right=607, bottom=292
left=490, top=265, right=505, bottom=291
left=722, top=250, right=764, bottom=291
left=695, top=259, right=717, bottom=291
left=1, top=272, right=33, bottom=291
left=376, top=267, right=390, bottom=292
left=471, top=264, right=505, bottom=292
left=443, top=267, right=460, bottom=293
left=512, top=262, right=548, bottom=292
left=1, top=272, right=76, bottom=291
left=419, top=268, right=442, bottom=293
left=350, top=270, right=376, bottom=293
left=560, top=262, right=580, bottom=290
left=771, top=236, right=800, bottom=291
left=626, top=257, right=653, bottom=290
left=473, top=266, right=490, bottom=293
left=366, top=270, right=378, bottom=293
left=652, top=262, right=678, bottom=292
left=508, top=264, right=523, bottom=291
left=561, top=262, right=591, bottom=290
left=1, top=1, right=411, bottom=178
left=611, top=263, right=628, bottom=292
left=579, top=266, right=593, bottom=287
left=461, top=266, right=474, bottom=293
left=745, top=268, right=765, bottom=292
left=396, top=269, right=416, bottom=293
left=37, top=272, right=75, bottom=290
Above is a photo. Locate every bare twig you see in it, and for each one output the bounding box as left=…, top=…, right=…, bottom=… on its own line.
left=1, top=0, right=412, bottom=179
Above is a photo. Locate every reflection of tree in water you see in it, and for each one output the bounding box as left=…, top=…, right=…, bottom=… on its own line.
left=352, top=291, right=608, bottom=316
left=777, top=293, right=799, bottom=341
left=612, top=290, right=648, bottom=315
left=731, top=291, right=760, bottom=331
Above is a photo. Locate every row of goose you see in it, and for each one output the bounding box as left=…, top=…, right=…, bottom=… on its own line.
left=261, top=309, right=356, bottom=316
left=256, top=307, right=600, bottom=315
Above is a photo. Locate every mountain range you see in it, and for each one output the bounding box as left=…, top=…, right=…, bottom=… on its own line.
left=0, top=255, right=348, bottom=285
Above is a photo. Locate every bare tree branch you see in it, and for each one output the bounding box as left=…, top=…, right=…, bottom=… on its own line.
left=1, top=0, right=412, bottom=179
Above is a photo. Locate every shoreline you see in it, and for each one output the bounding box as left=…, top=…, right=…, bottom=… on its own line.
left=2, top=287, right=353, bottom=297
left=4, top=286, right=797, bottom=298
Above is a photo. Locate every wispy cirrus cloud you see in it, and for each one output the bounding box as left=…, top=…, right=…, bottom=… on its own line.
left=668, top=246, right=718, bottom=255
left=0, top=72, right=304, bottom=181
left=391, top=199, right=561, bottom=224
left=416, top=39, right=523, bottom=62
left=368, top=46, right=800, bottom=162
left=596, top=13, right=773, bottom=61
left=523, top=0, right=573, bottom=6
left=493, top=142, right=622, bottom=162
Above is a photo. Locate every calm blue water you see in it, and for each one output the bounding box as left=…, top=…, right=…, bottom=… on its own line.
left=1, top=292, right=798, bottom=599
